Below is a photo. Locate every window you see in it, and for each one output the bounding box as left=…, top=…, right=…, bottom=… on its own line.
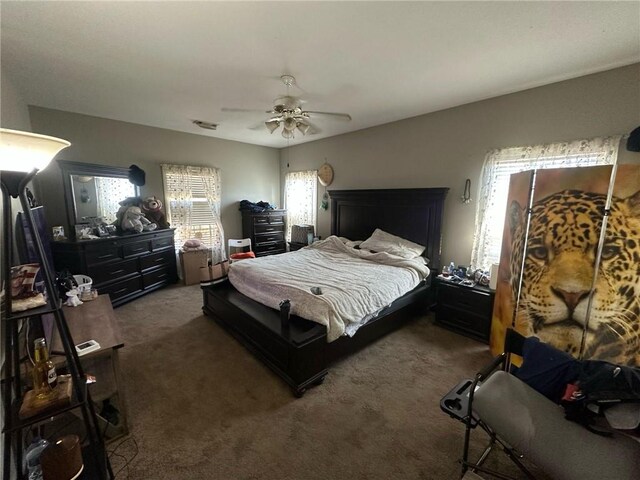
left=162, top=164, right=226, bottom=262
left=284, top=170, right=317, bottom=241
left=471, top=136, right=621, bottom=270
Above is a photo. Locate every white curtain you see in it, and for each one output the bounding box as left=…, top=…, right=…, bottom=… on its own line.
left=162, top=164, right=226, bottom=263
left=471, top=136, right=621, bottom=270
left=284, top=170, right=317, bottom=241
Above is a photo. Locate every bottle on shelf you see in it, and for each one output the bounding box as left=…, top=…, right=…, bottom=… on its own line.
left=24, top=437, right=49, bottom=480
left=32, top=337, right=57, bottom=399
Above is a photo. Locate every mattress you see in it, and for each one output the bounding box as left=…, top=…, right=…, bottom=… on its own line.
left=228, top=235, right=430, bottom=341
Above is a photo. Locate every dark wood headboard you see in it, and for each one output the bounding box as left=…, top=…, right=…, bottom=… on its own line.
left=329, top=188, right=449, bottom=269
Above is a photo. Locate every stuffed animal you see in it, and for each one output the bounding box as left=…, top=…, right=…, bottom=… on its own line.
left=64, top=288, right=83, bottom=307
left=121, top=206, right=157, bottom=233
left=141, top=196, right=170, bottom=229
left=113, top=196, right=143, bottom=231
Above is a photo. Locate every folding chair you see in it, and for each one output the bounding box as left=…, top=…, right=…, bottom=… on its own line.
left=441, top=329, right=640, bottom=480
left=228, top=238, right=256, bottom=263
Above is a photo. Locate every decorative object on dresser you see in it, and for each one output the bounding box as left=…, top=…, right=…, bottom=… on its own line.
left=51, top=229, right=178, bottom=307
left=434, top=277, right=495, bottom=343
left=241, top=209, right=287, bottom=257
left=203, top=188, right=448, bottom=396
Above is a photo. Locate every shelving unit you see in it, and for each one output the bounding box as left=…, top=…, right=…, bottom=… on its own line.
left=2, top=169, right=113, bottom=480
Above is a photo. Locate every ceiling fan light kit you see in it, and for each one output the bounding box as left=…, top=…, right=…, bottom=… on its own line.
left=225, top=74, right=352, bottom=140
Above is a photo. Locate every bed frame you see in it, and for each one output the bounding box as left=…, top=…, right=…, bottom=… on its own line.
left=202, top=188, right=448, bottom=396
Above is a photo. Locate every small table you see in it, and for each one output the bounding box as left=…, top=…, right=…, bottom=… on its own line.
left=433, top=277, right=495, bottom=343
left=50, top=295, right=128, bottom=441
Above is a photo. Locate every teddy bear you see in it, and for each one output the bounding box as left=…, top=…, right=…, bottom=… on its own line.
left=141, top=196, right=170, bottom=230
left=113, top=196, right=143, bottom=231
left=121, top=206, right=157, bottom=233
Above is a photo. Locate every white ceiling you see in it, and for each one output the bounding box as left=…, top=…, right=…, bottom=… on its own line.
left=2, top=2, right=639, bottom=148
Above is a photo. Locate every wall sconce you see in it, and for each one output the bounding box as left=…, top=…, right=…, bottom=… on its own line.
left=461, top=178, right=472, bottom=204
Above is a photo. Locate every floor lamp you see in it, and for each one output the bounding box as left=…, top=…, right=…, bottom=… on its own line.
left=1, top=129, right=112, bottom=479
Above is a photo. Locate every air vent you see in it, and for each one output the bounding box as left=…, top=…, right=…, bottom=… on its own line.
left=192, top=120, right=218, bottom=130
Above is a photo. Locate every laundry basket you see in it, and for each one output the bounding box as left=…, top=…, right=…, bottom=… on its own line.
left=73, top=275, right=93, bottom=293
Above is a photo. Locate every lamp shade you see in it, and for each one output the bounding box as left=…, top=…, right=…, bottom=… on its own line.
left=297, top=123, right=310, bottom=136
left=0, top=128, right=70, bottom=172
left=265, top=120, right=280, bottom=134
left=283, top=117, right=297, bottom=131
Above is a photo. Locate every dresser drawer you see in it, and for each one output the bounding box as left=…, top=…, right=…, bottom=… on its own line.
left=267, top=214, right=285, bottom=225
left=85, top=244, right=120, bottom=264
left=253, top=216, right=269, bottom=225
left=438, top=284, right=492, bottom=313
left=151, top=236, right=174, bottom=251
left=255, top=231, right=285, bottom=245
left=255, top=242, right=286, bottom=256
left=142, top=267, right=173, bottom=288
left=88, top=259, right=138, bottom=286
left=254, top=224, right=285, bottom=235
left=122, top=241, right=151, bottom=257
left=100, top=276, right=142, bottom=302
left=436, top=305, right=491, bottom=341
left=140, top=250, right=175, bottom=271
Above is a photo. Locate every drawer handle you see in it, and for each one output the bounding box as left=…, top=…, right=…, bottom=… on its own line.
left=154, top=257, right=167, bottom=263
left=113, top=288, right=128, bottom=295
left=157, top=273, right=168, bottom=279
left=131, top=247, right=146, bottom=252
left=98, top=253, right=114, bottom=259
left=110, top=269, right=126, bottom=276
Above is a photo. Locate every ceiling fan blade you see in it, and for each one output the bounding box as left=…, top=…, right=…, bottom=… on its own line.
left=305, top=111, right=352, bottom=121
left=248, top=122, right=267, bottom=131
left=221, top=107, right=266, bottom=114
left=306, top=122, right=322, bottom=135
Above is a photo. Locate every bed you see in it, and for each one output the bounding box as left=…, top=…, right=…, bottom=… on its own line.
left=202, top=188, right=448, bottom=396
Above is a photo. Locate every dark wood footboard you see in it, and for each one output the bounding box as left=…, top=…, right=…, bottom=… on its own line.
left=202, top=280, right=430, bottom=397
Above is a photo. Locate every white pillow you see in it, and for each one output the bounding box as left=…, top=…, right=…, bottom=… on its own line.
left=359, top=229, right=425, bottom=259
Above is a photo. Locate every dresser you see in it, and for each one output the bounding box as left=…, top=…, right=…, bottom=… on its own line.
left=241, top=209, right=287, bottom=257
left=51, top=229, right=178, bottom=307
left=434, top=278, right=495, bottom=343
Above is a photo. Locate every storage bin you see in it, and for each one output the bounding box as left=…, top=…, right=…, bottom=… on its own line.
left=179, top=250, right=210, bottom=286
left=73, top=275, right=93, bottom=293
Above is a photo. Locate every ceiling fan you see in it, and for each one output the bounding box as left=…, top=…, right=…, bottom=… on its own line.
left=222, top=75, right=352, bottom=139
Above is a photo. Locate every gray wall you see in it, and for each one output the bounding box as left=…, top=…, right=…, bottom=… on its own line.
left=280, top=63, right=640, bottom=267
left=1, top=67, right=32, bottom=131
left=29, top=107, right=281, bottom=243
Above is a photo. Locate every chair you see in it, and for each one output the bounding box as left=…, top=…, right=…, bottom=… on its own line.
left=228, top=238, right=256, bottom=263
left=441, top=329, right=640, bottom=480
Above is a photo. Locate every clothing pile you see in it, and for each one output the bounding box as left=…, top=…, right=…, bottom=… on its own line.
left=513, top=337, right=640, bottom=436
left=239, top=200, right=276, bottom=213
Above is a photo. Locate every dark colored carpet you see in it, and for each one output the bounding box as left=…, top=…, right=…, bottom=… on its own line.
left=110, top=284, right=547, bottom=479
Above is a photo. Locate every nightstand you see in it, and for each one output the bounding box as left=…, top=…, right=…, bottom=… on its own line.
left=434, top=278, right=495, bottom=343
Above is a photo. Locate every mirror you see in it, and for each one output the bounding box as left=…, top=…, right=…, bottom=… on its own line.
left=59, top=161, right=139, bottom=227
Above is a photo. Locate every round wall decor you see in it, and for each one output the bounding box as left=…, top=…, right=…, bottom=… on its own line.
left=318, top=162, right=334, bottom=187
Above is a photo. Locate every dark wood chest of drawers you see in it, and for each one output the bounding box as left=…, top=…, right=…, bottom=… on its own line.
left=51, top=229, right=178, bottom=307
left=241, top=209, right=286, bottom=257
left=434, top=278, right=495, bottom=343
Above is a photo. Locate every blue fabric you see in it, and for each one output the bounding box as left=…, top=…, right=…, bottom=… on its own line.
left=513, top=337, right=580, bottom=403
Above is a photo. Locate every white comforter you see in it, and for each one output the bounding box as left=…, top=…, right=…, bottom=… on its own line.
left=228, top=235, right=430, bottom=341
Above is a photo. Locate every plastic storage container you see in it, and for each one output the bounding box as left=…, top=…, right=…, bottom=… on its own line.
left=73, top=274, right=93, bottom=293
left=24, top=437, right=49, bottom=480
